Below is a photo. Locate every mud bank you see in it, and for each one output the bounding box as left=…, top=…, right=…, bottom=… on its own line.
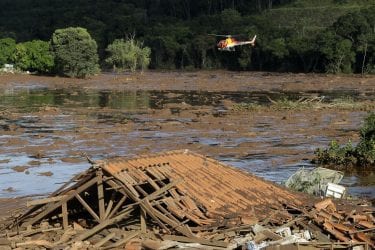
left=0, top=71, right=374, bottom=92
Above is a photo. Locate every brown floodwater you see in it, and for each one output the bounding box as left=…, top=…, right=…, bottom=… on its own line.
left=0, top=72, right=374, bottom=201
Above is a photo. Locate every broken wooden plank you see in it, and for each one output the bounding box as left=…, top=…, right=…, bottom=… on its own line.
left=23, top=177, right=99, bottom=227
left=26, top=195, right=68, bottom=207
left=62, top=201, right=68, bottom=229
left=102, top=230, right=140, bottom=250
left=134, top=184, right=149, bottom=197
left=75, top=193, right=100, bottom=223
left=141, top=208, right=147, bottom=233
left=143, top=199, right=194, bottom=237
left=69, top=206, right=135, bottom=243
left=354, top=232, right=375, bottom=248
left=144, top=179, right=182, bottom=201
left=97, top=169, right=106, bottom=221
left=1, top=226, right=62, bottom=238
left=107, top=195, right=127, bottom=219
left=314, top=199, right=336, bottom=212
left=93, top=232, right=116, bottom=248
left=104, top=192, right=116, bottom=219
left=16, top=240, right=54, bottom=248
left=322, top=221, right=350, bottom=242
left=147, top=177, right=161, bottom=191
left=297, top=221, right=331, bottom=243
left=162, top=235, right=229, bottom=248
left=139, top=200, right=171, bottom=233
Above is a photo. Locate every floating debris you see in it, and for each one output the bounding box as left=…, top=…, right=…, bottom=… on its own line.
left=285, top=167, right=345, bottom=197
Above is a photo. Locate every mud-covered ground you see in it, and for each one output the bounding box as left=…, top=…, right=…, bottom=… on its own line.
left=0, top=71, right=374, bottom=220
left=1, top=70, right=374, bottom=92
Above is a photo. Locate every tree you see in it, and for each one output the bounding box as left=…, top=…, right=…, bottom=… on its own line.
left=13, top=40, right=54, bottom=73
left=0, top=38, right=16, bottom=66
left=105, top=36, right=151, bottom=72
left=288, top=36, right=319, bottom=72
left=220, top=9, right=242, bottom=32
left=50, top=27, right=99, bottom=78
left=317, top=31, right=355, bottom=74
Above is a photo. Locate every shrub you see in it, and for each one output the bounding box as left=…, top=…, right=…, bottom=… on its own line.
left=356, top=113, right=375, bottom=165
left=314, top=112, right=375, bottom=169
left=13, top=40, right=54, bottom=73
left=0, top=38, right=16, bottom=66
left=105, top=36, right=151, bottom=72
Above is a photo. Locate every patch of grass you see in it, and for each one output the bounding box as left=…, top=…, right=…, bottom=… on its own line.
left=267, top=96, right=328, bottom=110
left=269, top=97, right=316, bottom=110
left=232, top=102, right=263, bottom=111
left=329, top=97, right=363, bottom=109
left=232, top=97, right=374, bottom=112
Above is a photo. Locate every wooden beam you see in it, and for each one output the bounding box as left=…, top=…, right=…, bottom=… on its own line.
left=0, top=226, right=62, bottom=238
left=23, top=177, right=99, bottom=227
left=70, top=206, right=134, bottom=243
left=106, top=177, right=182, bottom=234
left=140, top=208, right=146, bottom=233
left=162, top=235, right=229, bottom=248
left=144, top=179, right=182, bottom=201
left=27, top=195, right=67, bottom=207
left=75, top=193, right=100, bottom=223
left=97, top=169, right=105, bottom=221
left=102, top=230, right=140, bottom=250
left=155, top=203, right=177, bottom=221
left=104, top=192, right=116, bottom=219
left=16, top=240, right=54, bottom=248
left=134, top=185, right=148, bottom=197
left=107, top=195, right=127, bottom=219
left=93, top=232, right=116, bottom=248
left=62, top=202, right=68, bottom=229
left=139, top=201, right=170, bottom=233
left=147, top=177, right=160, bottom=190
left=105, top=179, right=127, bottom=196
left=17, top=172, right=96, bottom=225
left=143, top=199, right=193, bottom=237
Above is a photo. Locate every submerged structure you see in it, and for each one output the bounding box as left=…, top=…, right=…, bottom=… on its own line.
left=0, top=150, right=373, bottom=249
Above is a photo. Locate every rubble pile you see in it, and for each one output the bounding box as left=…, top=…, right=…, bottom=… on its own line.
left=0, top=150, right=373, bottom=249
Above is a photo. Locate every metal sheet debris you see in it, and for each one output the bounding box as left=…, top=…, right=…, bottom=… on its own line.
left=285, top=167, right=344, bottom=197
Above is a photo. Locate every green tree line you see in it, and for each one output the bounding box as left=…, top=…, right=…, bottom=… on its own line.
left=0, top=0, right=374, bottom=75
left=0, top=27, right=150, bottom=78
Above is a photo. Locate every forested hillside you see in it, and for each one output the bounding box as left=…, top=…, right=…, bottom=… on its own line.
left=0, top=0, right=374, bottom=73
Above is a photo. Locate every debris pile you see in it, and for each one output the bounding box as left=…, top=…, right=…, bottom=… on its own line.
left=0, top=150, right=373, bottom=249
left=285, top=167, right=345, bottom=197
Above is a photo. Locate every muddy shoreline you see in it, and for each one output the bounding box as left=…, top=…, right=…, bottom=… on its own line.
left=0, top=71, right=374, bottom=218
left=1, top=71, right=374, bottom=92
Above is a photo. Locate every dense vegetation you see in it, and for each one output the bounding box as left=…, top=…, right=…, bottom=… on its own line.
left=314, top=113, right=375, bottom=169
left=0, top=0, right=374, bottom=74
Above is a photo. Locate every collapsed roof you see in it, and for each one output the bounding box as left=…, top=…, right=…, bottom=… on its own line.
left=2, top=150, right=374, bottom=249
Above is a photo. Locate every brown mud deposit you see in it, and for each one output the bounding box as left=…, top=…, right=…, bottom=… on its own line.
left=0, top=198, right=27, bottom=221
left=0, top=71, right=374, bottom=92
left=0, top=71, right=374, bottom=218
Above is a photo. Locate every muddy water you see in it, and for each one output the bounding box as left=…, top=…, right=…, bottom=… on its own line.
left=0, top=86, right=374, bottom=199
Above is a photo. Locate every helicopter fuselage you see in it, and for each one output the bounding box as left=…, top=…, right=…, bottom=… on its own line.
left=217, top=35, right=256, bottom=51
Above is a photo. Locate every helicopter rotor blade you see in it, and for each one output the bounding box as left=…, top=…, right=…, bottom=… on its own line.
left=208, top=34, right=232, bottom=37
left=208, top=34, right=246, bottom=38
